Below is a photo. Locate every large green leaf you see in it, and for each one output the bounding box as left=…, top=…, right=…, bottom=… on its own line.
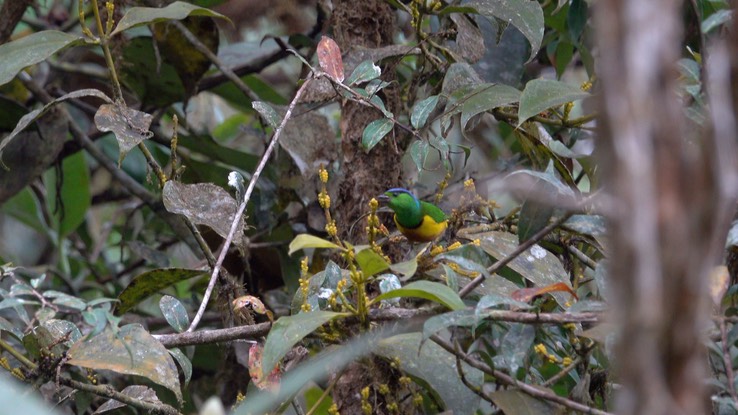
left=375, top=333, right=482, bottom=415
left=362, top=118, right=393, bottom=151
left=0, top=31, right=85, bottom=86
left=45, top=152, right=91, bottom=238
left=460, top=83, right=521, bottom=130
left=67, top=325, right=182, bottom=404
left=518, top=78, right=590, bottom=125
left=111, top=1, right=229, bottom=36
left=462, top=0, right=544, bottom=63
left=355, top=248, right=390, bottom=277
left=411, top=95, right=440, bottom=129
left=261, top=311, right=346, bottom=375
left=374, top=280, right=466, bottom=310
left=288, top=234, right=344, bottom=256
left=116, top=268, right=206, bottom=314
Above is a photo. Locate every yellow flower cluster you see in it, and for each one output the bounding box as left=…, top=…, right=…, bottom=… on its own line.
left=325, top=220, right=338, bottom=237
left=319, top=166, right=329, bottom=183
left=361, top=386, right=372, bottom=415
left=328, top=403, right=340, bottom=415
left=534, top=343, right=573, bottom=366
left=318, top=191, right=331, bottom=209
left=581, top=80, right=593, bottom=92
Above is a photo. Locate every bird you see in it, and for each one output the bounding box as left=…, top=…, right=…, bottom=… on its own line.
left=379, top=188, right=448, bottom=242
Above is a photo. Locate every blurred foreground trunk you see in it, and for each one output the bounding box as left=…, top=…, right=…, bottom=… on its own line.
left=595, top=1, right=738, bottom=414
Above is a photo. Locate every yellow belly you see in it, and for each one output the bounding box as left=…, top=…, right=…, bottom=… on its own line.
left=394, top=214, right=448, bottom=242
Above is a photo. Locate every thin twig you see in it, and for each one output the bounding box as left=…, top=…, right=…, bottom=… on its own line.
left=431, top=335, right=613, bottom=415
left=459, top=213, right=574, bottom=298
left=171, top=20, right=258, bottom=102
left=568, top=245, right=598, bottom=270
left=305, top=370, right=342, bottom=415
left=0, top=338, right=37, bottom=369
left=186, top=75, right=314, bottom=332
left=543, top=356, right=582, bottom=387
left=59, top=377, right=181, bottom=415
left=157, top=307, right=600, bottom=348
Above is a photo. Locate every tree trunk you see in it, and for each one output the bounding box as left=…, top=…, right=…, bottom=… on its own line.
left=594, top=0, right=738, bottom=413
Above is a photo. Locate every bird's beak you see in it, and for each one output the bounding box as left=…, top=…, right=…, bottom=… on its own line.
left=376, top=194, right=390, bottom=204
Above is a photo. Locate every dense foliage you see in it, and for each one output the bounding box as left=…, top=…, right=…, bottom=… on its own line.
left=0, top=0, right=734, bottom=414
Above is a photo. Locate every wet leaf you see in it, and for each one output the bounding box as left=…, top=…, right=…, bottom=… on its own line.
left=261, top=310, right=345, bottom=375
left=67, top=325, right=182, bottom=404
left=477, top=231, right=573, bottom=307
left=0, top=31, right=85, bottom=86
left=317, top=36, right=344, bottom=82
left=409, top=139, right=429, bottom=172
left=564, top=214, right=607, bottom=236
left=411, top=95, right=440, bottom=129
left=252, top=101, right=281, bottom=129
left=463, top=0, right=544, bottom=63
left=94, top=104, right=153, bottom=163
left=116, top=268, right=206, bottom=315
left=518, top=78, right=590, bottom=125
left=374, top=280, right=466, bottom=310
left=94, top=386, right=159, bottom=414
left=422, top=309, right=478, bottom=342
left=288, top=234, right=344, bottom=256
left=518, top=198, right=554, bottom=242
left=375, top=332, right=482, bottom=415
left=345, top=60, right=381, bottom=85
left=112, top=1, right=230, bottom=36
left=511, top=282, right=578, bottom=303
left=450, top=13, right=485, bottom=63
left=162, top=181, right=246, bottom=247
left=494, top=323, right=535, bottom=372
left=362, top=118, right=393, bottom=151
left=159, top=295, right=189, bottom=333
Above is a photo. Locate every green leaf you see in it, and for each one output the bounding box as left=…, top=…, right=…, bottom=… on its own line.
left=374, top=333, right=482, bottom=415
left=1, top=188, right=44, bottom=234
left=411, top=95, right=440, bottom=129
left=261, top=311, right=345, bottom=375
left=518, top=199, right=555, bottom=243
left=288, top=234, right=344, bottom=256
left=2, top=89, right=112, bottom=160
left=564, top=214, right=607, bottom=237
left=361, top=118, right=393, bottom=151
left=169, top=348, right=193, bottom=387
left=493, top=323, right=535, bottom=372
left=465, top=0, right=544, bottom=63
left=355, top=248, right=390, bottom=277
left=518, top=78, right=590, bottom=125
left=389, top=258, right=418, bottom=278
left=45, top=152, right=91, bottom=238
left=567, top=0, right=588, bottom=41
left=0, top=31, right=85, bottom=87
left=374, top=280, right=466, bottom=310
left=159, top=295, right=189, bottom=333
left=460, top=83, right=521, bottom=130
left=490, top=389, right=561, bottom=414
left=408, top=139, right=429, bottom=172
left=702, top=9, right=733, bottom=34
left=251, top=101, right=281, bottom=129
left=345, top=60, right=381, bottom=85
left=116, top=268, right=206, bottom=315
left=67, top=325, right=182, bottom=404
left=112, top=1, right=230, bottom=36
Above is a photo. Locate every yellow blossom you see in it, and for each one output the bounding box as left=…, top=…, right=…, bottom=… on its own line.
left=319, top=166, right=329, bottom=183
left=562, top=357, right=573, bottom=366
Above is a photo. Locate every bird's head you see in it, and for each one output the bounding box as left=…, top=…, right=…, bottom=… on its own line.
left=378, top=188, right=420, bottom=213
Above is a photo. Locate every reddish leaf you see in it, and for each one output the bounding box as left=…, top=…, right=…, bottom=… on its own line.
left=511, top=282, right=578, bottom=303
left=248, top=343, right=281, bottom=391
left=317, top=36, right=344, bottom=82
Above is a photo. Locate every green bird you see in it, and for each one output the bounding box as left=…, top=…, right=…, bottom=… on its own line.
left=379, top=188, right=448, bottom=242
